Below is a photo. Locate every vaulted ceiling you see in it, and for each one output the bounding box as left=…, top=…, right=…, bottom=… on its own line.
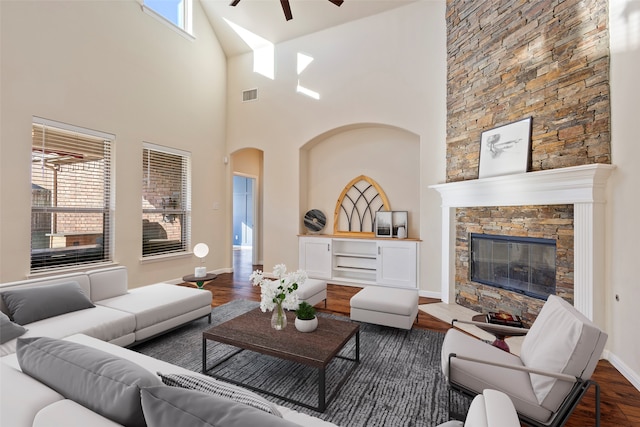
left=200, top=0, right=417, bottom=57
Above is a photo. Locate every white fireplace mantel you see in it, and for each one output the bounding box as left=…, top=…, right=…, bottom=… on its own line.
left=430, top=164, right=615, bottom=326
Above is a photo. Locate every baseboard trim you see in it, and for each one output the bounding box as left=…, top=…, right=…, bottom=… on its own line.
left=419, top=289, right=441, bottom=299
left=605, top=350, right=640, bottom=392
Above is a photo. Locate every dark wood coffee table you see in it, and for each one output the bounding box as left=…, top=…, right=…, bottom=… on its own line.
left=202, top=307, right=360, bottom=412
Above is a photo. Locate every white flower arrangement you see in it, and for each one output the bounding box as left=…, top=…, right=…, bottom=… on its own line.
left=249, top=264, right=307, bottom=312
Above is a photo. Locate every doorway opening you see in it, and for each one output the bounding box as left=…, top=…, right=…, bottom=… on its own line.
left=232, top=174, right=257, bottom=271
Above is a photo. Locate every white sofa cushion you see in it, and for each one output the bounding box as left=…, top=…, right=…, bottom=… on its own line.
left=521, top=295, right=607, bottom=407
left=88, top=266, right=129, bottom=302
left=0, top=305, right=135, bottom=357
left=33, top=400, right=121, bottom=427
left=96, top=284, right=212, bottom=331
left=0, top=363, right=64, bottom=427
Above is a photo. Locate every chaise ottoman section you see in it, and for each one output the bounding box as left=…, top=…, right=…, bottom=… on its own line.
left=350, top=286, right=419, bottom=330
left=0, top=306, right=136, bottom=357
left=297, top=279, right=327, bottom=307
left=95, top=284, right=212, bottom=342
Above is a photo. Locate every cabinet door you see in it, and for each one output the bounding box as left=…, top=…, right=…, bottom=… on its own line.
left=299, top=237, right=332, bottom=279
left=376, top=241, right=417, bottom=288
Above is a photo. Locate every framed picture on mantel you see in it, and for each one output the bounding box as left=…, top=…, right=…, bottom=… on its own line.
left=478, top=117, right=532, bottom=179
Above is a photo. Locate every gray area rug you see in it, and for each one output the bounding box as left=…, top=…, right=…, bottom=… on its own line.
left=132, top=300, right=469, bottom=427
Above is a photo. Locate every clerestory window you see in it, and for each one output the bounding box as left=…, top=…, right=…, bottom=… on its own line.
left=142, top=143, right=191, bottom=258
left=143, top=0, right=193, bottom=36
left=30, top=118, right=114, bottom=271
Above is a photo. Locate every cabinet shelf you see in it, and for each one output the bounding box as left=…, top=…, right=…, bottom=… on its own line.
left=333, top=252, right=376, bottom=259
left=334, top=265, right=377, bottom=272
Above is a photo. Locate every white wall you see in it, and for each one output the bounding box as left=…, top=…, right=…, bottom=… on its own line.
left=303, top=125, right=420, bottom=237
left=225, top=1, right=447, bottom=295
left=607, top=0, right=640, bottom=389
left=0, top=0, right=229, bottom=286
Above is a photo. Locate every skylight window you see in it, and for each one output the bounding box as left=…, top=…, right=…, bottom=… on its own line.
left=144, top=0, right=193, bottom=36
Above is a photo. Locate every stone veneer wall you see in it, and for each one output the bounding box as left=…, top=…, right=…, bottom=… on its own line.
left=445, top=0, right=610, bottom=318
left=446, top=0, right=610, bottom=181
left=455, top=205, right=573, bottom=326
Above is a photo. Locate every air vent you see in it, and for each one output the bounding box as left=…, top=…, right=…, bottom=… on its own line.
left=242, top=88, right=258, bottom=102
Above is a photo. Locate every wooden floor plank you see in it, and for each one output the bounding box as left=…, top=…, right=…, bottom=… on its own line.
left=184, top=249, right=640, bottom=427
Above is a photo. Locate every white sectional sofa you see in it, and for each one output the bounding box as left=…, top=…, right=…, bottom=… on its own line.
left=0, top=334, right=336, bottom=427
left=0, top=267, right=336, bottom=427
left=0, top=266, right=213, bottom=356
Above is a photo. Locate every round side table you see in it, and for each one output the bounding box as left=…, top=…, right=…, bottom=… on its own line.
left=182, top=273, right=217, bottom=289
left=471, top=314, right=527, bottom=352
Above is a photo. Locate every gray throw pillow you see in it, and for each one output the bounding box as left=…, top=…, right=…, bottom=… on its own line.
left=158, top=372, right=282, bottom=417
left=0, top=311, right=27, bottom=344
left=2, top=281, right=95, bottom=325
left=17, top=337, right=161, bottom=427
left=141, top=386, right=299, bottom=427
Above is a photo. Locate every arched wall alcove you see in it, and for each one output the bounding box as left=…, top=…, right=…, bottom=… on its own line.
left=299, top=123, right=420, bottom=238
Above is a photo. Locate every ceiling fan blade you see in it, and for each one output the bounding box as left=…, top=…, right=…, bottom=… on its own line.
left=280, top=0, right=293, bottom=20
left=229, top=0, right=241, bottom=6
left=327, top=0, right=344, bottom=5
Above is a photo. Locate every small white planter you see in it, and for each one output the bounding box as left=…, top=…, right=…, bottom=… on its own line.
left=295, top=316, right=318, bottom=333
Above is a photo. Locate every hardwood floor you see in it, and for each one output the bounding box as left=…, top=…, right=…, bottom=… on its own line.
left=189, top=249, right=640, bottom=427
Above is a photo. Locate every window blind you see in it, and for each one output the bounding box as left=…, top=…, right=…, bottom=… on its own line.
left=30, top=118, right=113, bottom=271
left=142, top=143, right=191, bottom=257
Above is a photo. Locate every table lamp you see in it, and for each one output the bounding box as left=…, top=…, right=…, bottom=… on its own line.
left=193, top=243, right=209, bottom=278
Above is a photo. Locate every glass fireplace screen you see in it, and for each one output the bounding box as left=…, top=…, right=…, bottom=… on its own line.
left=470, top=233, right=556, bottom=300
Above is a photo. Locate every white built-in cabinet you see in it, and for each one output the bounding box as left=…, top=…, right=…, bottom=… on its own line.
left=299, top=236, right=419, bottom=289
left=298, top=237, right=332, bottom=279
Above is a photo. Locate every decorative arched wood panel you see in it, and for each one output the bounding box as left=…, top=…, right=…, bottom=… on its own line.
left=333, top=175, right=390, bottom=237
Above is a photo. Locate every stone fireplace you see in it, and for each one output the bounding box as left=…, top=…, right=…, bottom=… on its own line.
left=430, top=164, right=614, bottom=327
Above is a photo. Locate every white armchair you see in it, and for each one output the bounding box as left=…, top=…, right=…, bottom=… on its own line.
left=441, top=295, right=607, bottom=427
left=437, top=389, right=520, bottom=427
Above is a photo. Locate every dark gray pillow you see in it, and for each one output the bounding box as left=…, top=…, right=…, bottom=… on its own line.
left=2, top=281, right=94, bottom=325
left=0, top=311, right=27, bottom=344
left=141, top=386, right=300, bottom=427
left=17, top=337, right=161, bottom=427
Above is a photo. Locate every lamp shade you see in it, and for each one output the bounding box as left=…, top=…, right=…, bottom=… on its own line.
left=193, top=243, right=209, bottom=259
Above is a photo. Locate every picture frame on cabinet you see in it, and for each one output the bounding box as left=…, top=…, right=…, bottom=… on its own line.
left=392, top=211, right=408, bottom=239
left=478, top=117, right=532, bottom=179
left=375, top=211, right=392, bottom=237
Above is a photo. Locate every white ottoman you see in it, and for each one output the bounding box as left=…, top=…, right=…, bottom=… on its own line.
left=350, top=286, right=419, bottom=330
left=297, top=278, right=327, bottom=307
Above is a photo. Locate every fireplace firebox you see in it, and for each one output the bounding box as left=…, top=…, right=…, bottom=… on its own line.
left=470, top=233, right=556, bottom=300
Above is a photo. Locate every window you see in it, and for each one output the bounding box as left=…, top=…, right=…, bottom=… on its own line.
left=31, top=118, right=113, bottom=271
left=142, top=143, right=191, bottom=257
left=143, top=0, right=192, bottom=35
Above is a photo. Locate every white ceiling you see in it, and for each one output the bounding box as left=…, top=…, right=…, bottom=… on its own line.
left=200, top=0, right=417, bottom=57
